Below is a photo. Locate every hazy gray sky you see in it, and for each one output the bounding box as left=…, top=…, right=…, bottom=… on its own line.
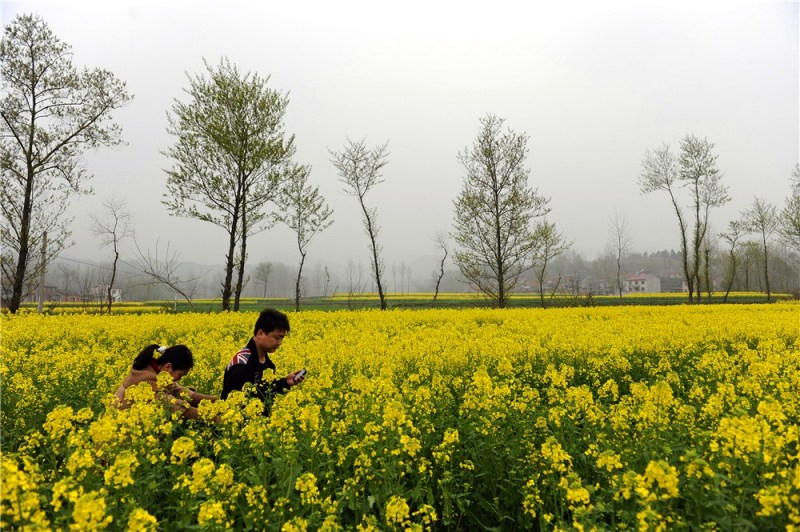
left=3, top=0, right=799, bottom=274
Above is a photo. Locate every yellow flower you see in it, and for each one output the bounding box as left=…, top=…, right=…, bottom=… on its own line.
left=412, top=504, right=438, bottom=526
left=540, top=438, right=572, bottom=474
left=282, top=517, right=309, bottom=532
left=295, top=472, right=320, bottom=505
left=124, top=381, right=157, bottom=403
left=400, top=434, right=422, bottom=458
left=70, top=490, right=113, bottom=530
left=197, top=500, right=229, bottom=528
left=459, top=460, right=475, bottom=471
left=1, top=456, right=51, bottom=529
left=66, top=448, right=95, bottom=480
left=644, top=460, right=680, bottom=500
left=127, top=508, right=157, bottom=531
left=214, top=463, right=235, bottom=487
left=189, top=458, right=216, bottom=494
left=156, top=371, right=174, bottom=389
left=756, top=485, right=784, bottom=517
left=384, top=495, right=410, bottom=527
left=170, top=436, right=198, bottom=464
left=595, top=451, right=623, bottom=472
left=43, top=405, right=74, bottom=440
left=104, top=451, right=139, bottom=489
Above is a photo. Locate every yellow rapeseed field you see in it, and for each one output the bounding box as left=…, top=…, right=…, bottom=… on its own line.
left=2, top=304, right=799, bottom=530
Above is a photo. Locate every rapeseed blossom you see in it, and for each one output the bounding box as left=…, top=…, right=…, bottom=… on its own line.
left=104, top=451, right=139, bottom=489
left=384, top=495, right=411, bottom=527
left=70, top=490, right=113, bottom=530
left=126, top=508, right=158, bottom=531
left=170, top=436, right=198, bottom=464
left=197, top=499, right=229, bottom=528
left=1, top=304, right=798, bottom=529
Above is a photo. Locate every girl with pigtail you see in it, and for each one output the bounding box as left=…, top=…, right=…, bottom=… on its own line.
left=114, top=344, right=218, bottom=419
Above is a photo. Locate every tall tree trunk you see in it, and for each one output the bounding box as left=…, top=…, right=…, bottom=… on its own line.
left=692, top=211, right=702, bottom=304
left=679, top=234, right=693, bottom=303
left=537, top=262, right=548, bottom=308
left=234, top=234, right=247, bottom=311
left=295, top=251, right=306, bottom=312
left=667, top=189, right=691, bottom=304
left=369, top=231, right=386, bottom=310
left=221, top=185, right=244, bottom=311
left=360, top=200, right=385, bottom=310
left=495, top=204, right=505, bottom=309
left=723, top=252, right=736, bottom=303
left=108, top=248, right=119, bottom=315
left=233, top=192, right=248, bottom=312
left=433, top=248, right=447, bottom=304
left=704, top=247, right=712, bottom=301
left=762, top=235, right=771, bottom=302
left=744, top=261, right=750, bottom=291
left=222, top=230, right=237, bottom=311
left=10, top=165, right=35, bottom=313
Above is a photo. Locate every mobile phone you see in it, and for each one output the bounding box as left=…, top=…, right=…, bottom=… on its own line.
left=295, top=368, right=307, bottom=380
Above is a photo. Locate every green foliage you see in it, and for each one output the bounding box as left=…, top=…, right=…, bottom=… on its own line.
left=452, top=114, right=552, bottom=309
left=0, top=13, right=132, bottom=313
left=162, top=57, right=297, bottom=311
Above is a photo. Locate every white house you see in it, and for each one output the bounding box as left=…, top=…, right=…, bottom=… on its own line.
left=90, top=285, right=123, bottom=302
left=625, top=271, right=661, bottom=293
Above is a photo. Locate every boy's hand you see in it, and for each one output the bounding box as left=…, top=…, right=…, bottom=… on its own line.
left=287, top=368, right=306, bottom=386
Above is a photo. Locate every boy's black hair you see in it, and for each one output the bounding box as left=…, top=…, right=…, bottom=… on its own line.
left=254, top=308, right=290, bottom=336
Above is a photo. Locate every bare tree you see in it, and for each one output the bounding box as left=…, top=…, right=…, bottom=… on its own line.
left=639, top=144, right=690, bottom=299
left=322, top=265, right=334, bottom=298
left=329, top=138, right=390, bottom=310
left=432, top=232, right=449, bottom=304
left=702, top=233, right=715, bottom=300
left=780, top=163, right=800, bottom=253
left=608, top=210, right=634, bottom=298
left=253, top=261, right=273, bottom=298
left=639, top=136, right=728, bottom=303
left=1, top=14, right=132, bottom=312
left=131, top=238, right=206, bottom=310
left=345, top=260, right=366, bottom=310
left=391, top=262, right=399, bottom=293
left=735, top=240, right=760, bottom=292
left=90, top=198, right=132, bottom=314
left=719, top=220, right=746, bottom=302
left=76, top=265, right=99, bottom=310
left=742, top=197, right=779, bottom=302
left=680, top=135, right=729, bottom=303
left=274, top=165, right=334, bottom=311
left=531, top=220, right=571, bottom=308
left=399, top=261, right=410, bottom=294
left=56, top=262, right=79, bottom=301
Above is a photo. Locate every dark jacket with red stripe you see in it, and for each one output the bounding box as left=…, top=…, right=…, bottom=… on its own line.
left=221, top=337, right=290, bottom=401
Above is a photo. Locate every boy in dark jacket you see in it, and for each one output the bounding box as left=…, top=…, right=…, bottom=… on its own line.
left=221, top=309, right=305, bottom=410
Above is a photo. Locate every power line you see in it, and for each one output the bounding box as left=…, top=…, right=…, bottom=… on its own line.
left=56, top=255, right=141, bottom=276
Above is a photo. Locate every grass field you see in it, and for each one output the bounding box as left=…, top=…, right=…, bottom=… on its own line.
left=18, top=290, right=793, bottom=315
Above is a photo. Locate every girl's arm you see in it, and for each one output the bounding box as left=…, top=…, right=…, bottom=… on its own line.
left=188, top=390, right=218, bottom=406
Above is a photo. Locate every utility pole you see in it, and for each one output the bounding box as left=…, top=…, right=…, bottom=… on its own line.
left=37, top=231, right=47, bottom=313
